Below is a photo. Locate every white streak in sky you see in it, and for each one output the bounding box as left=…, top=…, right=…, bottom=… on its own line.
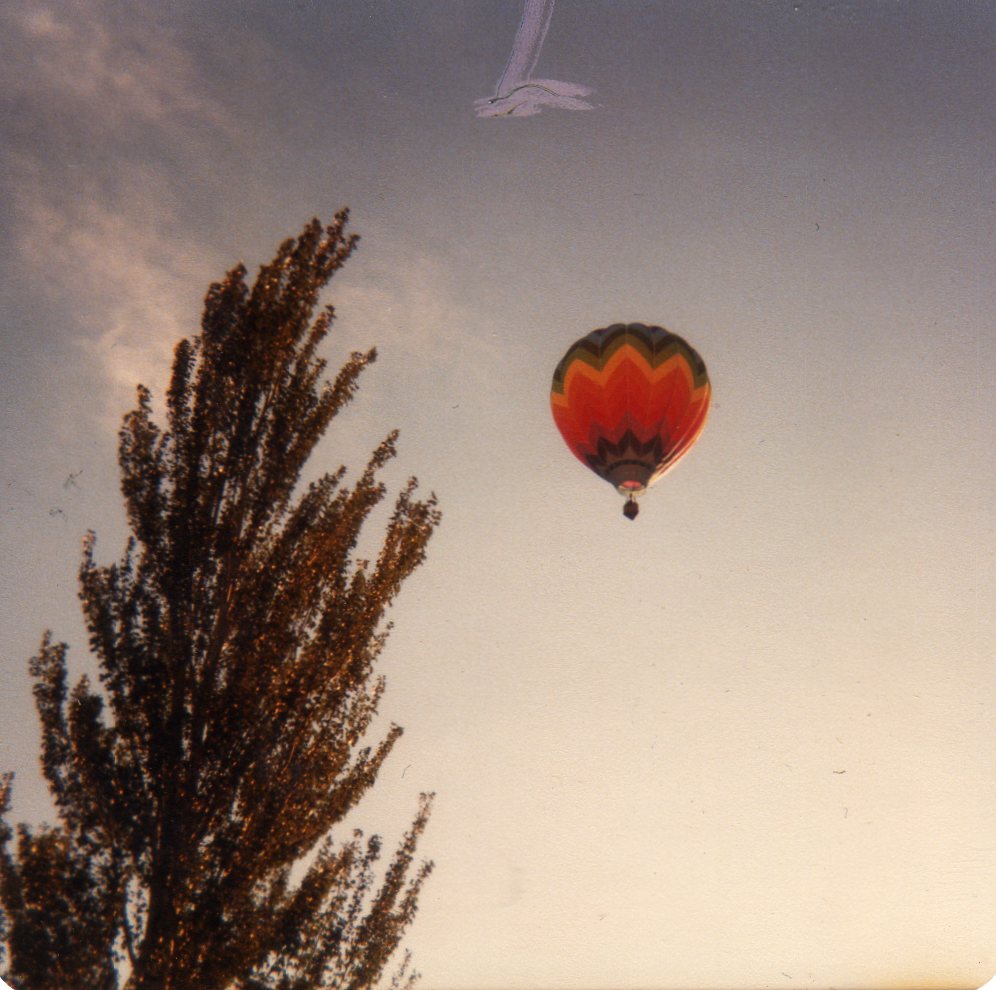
left=475, top=0, right=594, bottom=118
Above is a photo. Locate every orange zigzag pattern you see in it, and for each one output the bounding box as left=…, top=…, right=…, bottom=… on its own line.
left=551, top=333, right=710, bottom=486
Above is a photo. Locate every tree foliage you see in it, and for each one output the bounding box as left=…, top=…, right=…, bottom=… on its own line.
left=0, top=214, right=440, bottom=990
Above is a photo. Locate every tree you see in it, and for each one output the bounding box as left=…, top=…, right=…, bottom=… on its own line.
left=0, top=214, right=440, bottom=990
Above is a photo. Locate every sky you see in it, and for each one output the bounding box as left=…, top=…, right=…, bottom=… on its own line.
left=1, top=1, right=994, bottom=988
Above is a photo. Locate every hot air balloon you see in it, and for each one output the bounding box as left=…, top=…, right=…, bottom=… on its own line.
left=550, top=323, right=711, bottom=519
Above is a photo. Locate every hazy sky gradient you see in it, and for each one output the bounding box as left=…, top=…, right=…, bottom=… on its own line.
left=1, top=2, right=994, bottom=988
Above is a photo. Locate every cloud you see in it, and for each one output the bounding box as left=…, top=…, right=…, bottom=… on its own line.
left=1, top=1, right=232, bottom=140
left=334, top=245, right=503, bottom=374
left=0, top=1, right=238, bottom=424
left=12, top=160, right=218, bottom=406
left=0, top=1, right=504, bottom=432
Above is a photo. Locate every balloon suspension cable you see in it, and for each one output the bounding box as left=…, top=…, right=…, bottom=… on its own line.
left=623, top=496, right=639, bottom=520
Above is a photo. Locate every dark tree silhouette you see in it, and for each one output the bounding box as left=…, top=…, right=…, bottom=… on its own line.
left=0, top=214, right=440, bottom=990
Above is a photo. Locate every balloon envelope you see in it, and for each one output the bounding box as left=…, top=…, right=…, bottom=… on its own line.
left=550, top=323, right=711, bottom=504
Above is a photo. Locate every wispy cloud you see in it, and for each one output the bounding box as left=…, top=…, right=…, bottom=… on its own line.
left=12, top=159, right=218, bottom=404
left=334, top=245, right=503, bottom=380
left=0, top=1, right=235, bottom=423
left=2, top=1, right=233, bottom=139
left=0, top=2, right=504, bottom=431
